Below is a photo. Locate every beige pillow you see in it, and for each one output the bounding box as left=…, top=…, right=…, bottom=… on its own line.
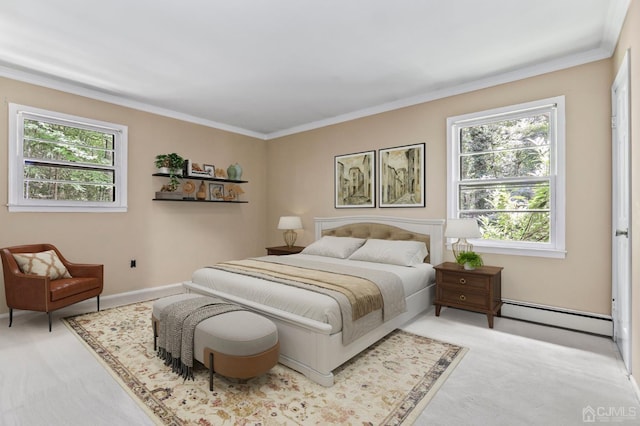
left=12, top=250, right=71, bottom=279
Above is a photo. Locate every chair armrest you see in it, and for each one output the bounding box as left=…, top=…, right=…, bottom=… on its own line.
left=65, top=262, right=103, bottom=280
left=4, top=273, right=49, bottom=311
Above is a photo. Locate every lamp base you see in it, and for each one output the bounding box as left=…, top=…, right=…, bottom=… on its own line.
left=452, top=238, right=473, bottom=259
left=283, top=230, right=297, bottom=248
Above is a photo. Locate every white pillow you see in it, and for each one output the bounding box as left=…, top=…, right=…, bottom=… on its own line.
left=12, top=250, right=72, bottom=279
left=348, top=239, right=428, bottom=267
left=301, top=236, right=366, bottom=259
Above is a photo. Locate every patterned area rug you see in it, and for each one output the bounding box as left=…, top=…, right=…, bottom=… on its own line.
left=64, top=301, right=466, bottom=425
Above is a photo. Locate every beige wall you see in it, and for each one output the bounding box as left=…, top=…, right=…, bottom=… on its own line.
left=267, top=59, right=613, bottom=315
left=613, top=0, right=639, bottom=379
left=0, top=77, right=267, bottom=314
left=0, top=18, right=624, bottom=328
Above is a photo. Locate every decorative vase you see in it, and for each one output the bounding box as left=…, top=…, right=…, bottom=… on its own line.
left=196, top=181, right=207, bottom=200
left=463, top=262, right=475, bottom=270
left=227, top=164, right=237, bottom=180
left=233, top=163, right=243, bottom=180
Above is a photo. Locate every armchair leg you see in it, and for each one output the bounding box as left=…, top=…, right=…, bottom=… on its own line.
left=97, top=295, right=100, bottom=312
left=8, top=308, right=12, bottom=327
left=48, top=312, right=52, bottom=332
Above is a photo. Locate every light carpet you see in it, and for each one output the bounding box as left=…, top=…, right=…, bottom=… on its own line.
left=64, top=301, right=466, bottom=425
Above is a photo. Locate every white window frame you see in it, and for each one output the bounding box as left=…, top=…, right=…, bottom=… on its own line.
left=446, top=96, right=566, bottom=259
left=8, top=103, right=128, bottom=212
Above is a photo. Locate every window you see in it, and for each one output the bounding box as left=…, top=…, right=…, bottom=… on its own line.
left=8, top=104, right=128, bottom=212
left=447, top=96, right=565, bottom=258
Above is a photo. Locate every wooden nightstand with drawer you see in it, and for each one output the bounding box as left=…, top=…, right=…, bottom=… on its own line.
left=266, top=246, right=305, bottom=255
left=434, top=262, right=503, bottom=328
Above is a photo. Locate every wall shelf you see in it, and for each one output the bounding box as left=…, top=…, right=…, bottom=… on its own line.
left=152, top=172, right=248, bottom=203
left=152, top=173, right=247, bottom=184
left=152, top=198, right=248, bottom=203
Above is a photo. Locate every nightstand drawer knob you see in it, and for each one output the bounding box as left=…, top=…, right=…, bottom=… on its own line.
left=459, top=278, right=466, bottom=284
left=459, top=294, right=466, bottom=301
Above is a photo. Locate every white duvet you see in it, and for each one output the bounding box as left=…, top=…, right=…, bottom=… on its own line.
left=190, top=253, right=435, bottom=334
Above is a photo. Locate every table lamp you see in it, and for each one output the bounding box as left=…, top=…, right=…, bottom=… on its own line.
left=445, top=218, right=482, bottom=258
left=278, top=216, right=302, bottom=247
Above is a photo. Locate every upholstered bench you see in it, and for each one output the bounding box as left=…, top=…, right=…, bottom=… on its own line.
left=152, top=293, right=279, bottom=390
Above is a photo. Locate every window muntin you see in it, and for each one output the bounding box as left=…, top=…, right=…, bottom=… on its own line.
left=9, top=104, right=128, bottom=212
left=447, top=97, right=565, bottom=258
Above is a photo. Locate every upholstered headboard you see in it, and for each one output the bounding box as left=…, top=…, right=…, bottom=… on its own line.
left=314, top=216, right=445, bottom=266
left=322, top=222, right=432, bottom=263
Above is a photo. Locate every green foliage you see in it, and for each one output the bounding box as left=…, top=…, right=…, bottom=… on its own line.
left=460, top=112, right=551, bottom=243
left=477, top=184, right=550, bottom=242
left=154, top=153, right=184, bottom=170
left=154, top=153, right=185, bottom=191
left=455, top=251, right=483, bottom=268
left=22, top=119, right=116, bottom=202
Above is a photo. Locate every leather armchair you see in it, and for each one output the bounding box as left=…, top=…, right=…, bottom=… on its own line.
left=1, top=243, right=103, bottom=331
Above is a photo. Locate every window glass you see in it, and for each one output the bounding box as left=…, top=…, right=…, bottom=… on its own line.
left=447, top=97, right=565, bottom=258
left=9, top=104, right=127, bottom=212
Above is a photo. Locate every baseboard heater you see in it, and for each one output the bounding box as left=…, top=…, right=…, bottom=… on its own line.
left=501, top=299, right=613, bottom=336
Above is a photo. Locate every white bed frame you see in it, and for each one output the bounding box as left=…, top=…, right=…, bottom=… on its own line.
left=184, top=215, right=444, bottom=386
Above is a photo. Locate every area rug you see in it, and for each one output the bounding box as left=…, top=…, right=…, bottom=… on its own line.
left=64, top=301, right=466, bottom=425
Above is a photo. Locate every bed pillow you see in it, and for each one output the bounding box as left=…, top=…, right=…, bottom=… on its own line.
left=12, top=250, right=72, bottom=280
left=301, top=236, right=366, bottom=259
left=348, top=239, right=428, bottom=267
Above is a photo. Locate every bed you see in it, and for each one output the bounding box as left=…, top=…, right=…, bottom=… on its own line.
left=183, top=215, right=444, bottom=386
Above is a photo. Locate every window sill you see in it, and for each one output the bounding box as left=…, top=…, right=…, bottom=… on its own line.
left=8, top=204, right=127, bottom=213
left=446, top=242, right=566, bottom=259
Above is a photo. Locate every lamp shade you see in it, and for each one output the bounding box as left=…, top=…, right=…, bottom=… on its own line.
left=444, top=218, right=481, bottom=238
left=277, top=216, right=302, bottom=230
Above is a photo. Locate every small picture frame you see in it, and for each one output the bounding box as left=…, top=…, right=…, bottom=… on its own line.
left=209, top=183, right=224, bottom=200
left=203, top=164, right=215, bottom=177
left=187, top=159, right=214, bottom=177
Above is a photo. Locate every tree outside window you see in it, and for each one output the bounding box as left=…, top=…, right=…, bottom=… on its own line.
left=447, top=97, right=565, bottom=258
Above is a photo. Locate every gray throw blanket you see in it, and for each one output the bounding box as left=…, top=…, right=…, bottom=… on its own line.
left=156, top=296, right=246, bottom=380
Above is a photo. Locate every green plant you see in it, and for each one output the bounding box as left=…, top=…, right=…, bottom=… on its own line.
left=154, top=153, right=185, bottom=170
left=455, top=251, right=483, bottom=268
left=154, top=153, right=185, bottom=191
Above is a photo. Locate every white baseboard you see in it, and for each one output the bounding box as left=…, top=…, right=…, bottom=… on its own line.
left=501, top=299, right=613, bottom=336
left=97, top=282, right=184, bottom=308
left=0, top=283, right=185, bottom=321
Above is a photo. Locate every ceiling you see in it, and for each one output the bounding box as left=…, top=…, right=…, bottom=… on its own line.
left=0, top=0, right=629, bottom=139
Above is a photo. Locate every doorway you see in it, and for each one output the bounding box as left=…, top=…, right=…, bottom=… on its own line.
left=611, top=50, right=631, bottom=373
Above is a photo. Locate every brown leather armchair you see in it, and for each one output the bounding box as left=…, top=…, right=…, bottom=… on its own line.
left=1, top=244, right=103, bottom=331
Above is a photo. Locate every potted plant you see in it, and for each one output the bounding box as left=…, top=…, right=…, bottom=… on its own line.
left=455, top=251, right=483, bottom=270
left=154, top=153, right=185, bottom=192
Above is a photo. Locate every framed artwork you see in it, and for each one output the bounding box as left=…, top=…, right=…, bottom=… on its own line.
left=334, top=150, right=375, bottom=208
left=379, top=143, right=425, bottom=208
left=209, top=183, right=224, bottom=200
left=187, top=159, right=214, bottom=177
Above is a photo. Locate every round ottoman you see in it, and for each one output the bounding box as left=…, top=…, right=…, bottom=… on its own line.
left=194, top=310, right=279, bottom=390
left=152, top=293, right=279, bottom=390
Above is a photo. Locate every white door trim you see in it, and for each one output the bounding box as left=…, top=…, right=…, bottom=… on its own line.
left=611, top=49, right=632, bottom=373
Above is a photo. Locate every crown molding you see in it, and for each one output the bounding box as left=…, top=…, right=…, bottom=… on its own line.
left=265, top=46, right=612, bottom=139
left=1, top=0, right=628, bottom=145
left=0, top=64, right=268, bottom=140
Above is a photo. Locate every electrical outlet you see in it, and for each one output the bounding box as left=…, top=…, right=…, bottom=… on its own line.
left=130, top=259, right=136, bottom=268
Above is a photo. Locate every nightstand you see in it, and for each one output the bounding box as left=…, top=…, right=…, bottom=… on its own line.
left=266, top=246, right=305, bottom=255
left=434, top=262, right=503, bottom=328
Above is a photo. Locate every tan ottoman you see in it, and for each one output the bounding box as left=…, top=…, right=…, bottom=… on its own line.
left=152, top=293, right=279, bottom=391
